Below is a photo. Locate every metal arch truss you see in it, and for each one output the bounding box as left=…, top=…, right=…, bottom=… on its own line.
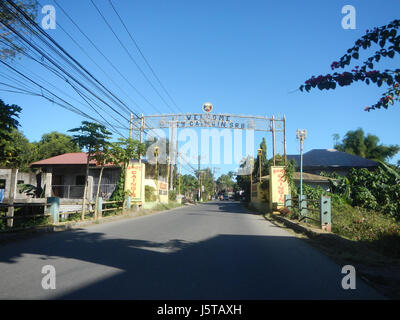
left=132, top=113, right=285, bottom=132
left=132, top=113, right=287, bottom=166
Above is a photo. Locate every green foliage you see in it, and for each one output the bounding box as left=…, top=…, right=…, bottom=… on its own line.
left=32, top=131, right=80, bottom=161
left=68, top=121, right=111, bottom=154
left=196, top=168, right=215, bottom=201
left=145, top=185, right=156, bottom=202
left=180, top=174, right=198, bottom=197
left=109, top=168, right=126, bottom=203
left=253, top=138, right=268, bottom=180
left=109, top=137, right=145, bottom=169
left=6, top=129, right=34, bottom=170
left=0, top=0, right=38, bottom=60
left=168, top=190, right=177, bottom=201
left=334, top=128, right=399, bottom=162
left=346, top=164, right=400, bottom=219
left=216, top=171, right=236, bottom=193
left=299, top=19, right=400, bottom=111
left=0, top=100, right=22, bottom=167
left=283, top=159, right=298, bottom=198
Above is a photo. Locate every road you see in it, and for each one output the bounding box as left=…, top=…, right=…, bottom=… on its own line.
left=0, top=201, right=382, bottom=299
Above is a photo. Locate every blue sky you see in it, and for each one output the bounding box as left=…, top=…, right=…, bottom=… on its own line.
left=1, top=0, right=400, bottom=177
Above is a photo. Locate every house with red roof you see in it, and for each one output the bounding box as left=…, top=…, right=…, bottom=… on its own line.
left=30, top=152, right=121, bottom=200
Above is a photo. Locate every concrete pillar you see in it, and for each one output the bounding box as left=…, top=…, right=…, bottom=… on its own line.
left=6, top=168, right=18, bottom=227
left=41, top=172, right=52, bottom=198
left=320, top=195, right=331, bottom=232
left=284, top=194, right=291, bottom=209
left=87, top=176, right=93, bottom=201
left=126, top=196, right=131, bottom=210
left=47, top=197, right=60, bottom=224
left=96, top=196, right=103, bottom=218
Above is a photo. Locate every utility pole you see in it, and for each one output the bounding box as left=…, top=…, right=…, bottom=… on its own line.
left=296, top=129, right=307, bottom=214
left=169, top=119, right=175, bottom=190
left=154, top=147, right=159, bottom=202
left=129, top=113, right=133, bottom=139
left=257, top=148, right=263, bottom=183
left=283, top=115, right=287, bottom=164
left=249, top=158, right=253, bottom=201
left=139, top=114, right=144, bottom=163
left=272, top=115, right=276, bottom=166
left=198, top=155, right=201, bottom=201
left=167, top=156, right=170, bottom=192
left=178, top=153, right=181, bottom=195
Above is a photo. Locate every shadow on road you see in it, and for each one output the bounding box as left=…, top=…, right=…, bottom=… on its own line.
left=0, top=225, right=382, bottom=299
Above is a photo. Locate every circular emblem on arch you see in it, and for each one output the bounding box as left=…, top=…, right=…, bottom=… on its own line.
left=202, top=102, right=213, bottom=113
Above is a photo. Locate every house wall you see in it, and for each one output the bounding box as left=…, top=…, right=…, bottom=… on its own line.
left=0, top=169, right=38, bottom=201
left=48, top=166, right=121, bottom=200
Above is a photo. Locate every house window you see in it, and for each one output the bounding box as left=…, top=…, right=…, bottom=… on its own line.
left=17, top=180, right=24, bottom=185
left=0, top=179, right=5, bottom=189
left=75, top=176, right=85, bottom=185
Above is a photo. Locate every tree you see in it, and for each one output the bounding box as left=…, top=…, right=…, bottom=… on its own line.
left=107, top=137, right=145, bottom=205
left=0, top=0, right=38, bottom=60
left=300, top=19, right=400, bottom=111
left=7, top=128, right=34, bottom=170
left=216, top=171, right=236, bottom=193
left=195, top=168, right=215, bottom=201
left=32, top=131, right=81, bottom=161
left=180, top=174, right=198, bottom=198
left=253, top=138, right=268, bottom=181
left=68, top=121, right=112, bottom=219
left=335, top=128, right=399, bottom=162
left=0, top=99, right=22, bottom=167
left=91, top=144, right=113, bottom=218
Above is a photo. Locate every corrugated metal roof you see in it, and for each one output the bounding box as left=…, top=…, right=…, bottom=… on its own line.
left=287, top=149, right=378, bottom=168
left=30, top=153, right=116, bottom=167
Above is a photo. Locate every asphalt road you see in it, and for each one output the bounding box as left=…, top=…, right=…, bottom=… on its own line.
left=0, top=201, right=383, bottom=299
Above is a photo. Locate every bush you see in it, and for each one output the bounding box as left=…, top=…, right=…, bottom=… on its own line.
left=145, top=185, right=156, bottom=202
left=168, top=190, right=177, bottom=201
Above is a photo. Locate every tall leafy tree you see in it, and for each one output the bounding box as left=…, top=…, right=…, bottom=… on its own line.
left=7, top=128, right=34, bottom=170
left=253, top=138, right=268, bottom=181
left=335, top=128, right=399, bottom=162
left=0, top=99, right=22, bottom=167
left=179, top=174, right=198, bottom=198
left=0, top=0, right=38, bottom=59
left=216, top=171, right=236, bottom=193
left=68, top=121, right=112, bottom=219
left=32, top=131, right=80, bottom=161
left=195, top=167, right=215, bottom=201
left=300, top=19, right=400, bottom=111
left=107, top=137, right=145, bottom=204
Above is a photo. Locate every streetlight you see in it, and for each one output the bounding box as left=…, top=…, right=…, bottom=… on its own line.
left=257, top=148, right=263, bottom=182
left=296, top=129, right=307, bottom=214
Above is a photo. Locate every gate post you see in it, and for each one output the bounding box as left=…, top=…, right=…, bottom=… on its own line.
left=299, top=194, right=307, bottom=221
left=126, top=196, right=131, bottom=211
left=46, top=197, right=60, bottom=224
left=96, top=197, right=103, bottom=218
left=320, top=195, right=331, bottom=232
left=284, top=194, right=291, bottom=209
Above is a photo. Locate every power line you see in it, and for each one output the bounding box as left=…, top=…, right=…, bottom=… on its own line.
left=52, top=0, right=164, bottom=115
left=1, top=0, right=138, bottom=134
left=89, top=0, right=177, bottom=114
left=108, top=0, right=184, bottom=113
